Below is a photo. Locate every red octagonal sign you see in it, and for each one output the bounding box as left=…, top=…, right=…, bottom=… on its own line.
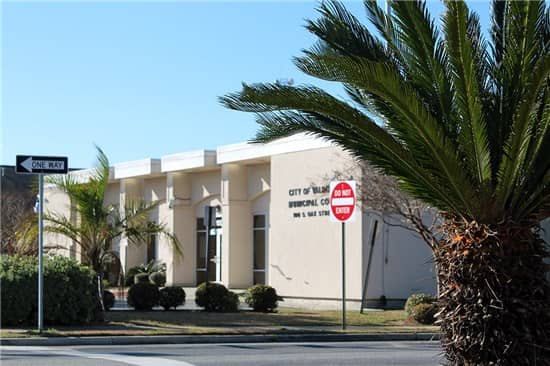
left=329, top=181, right=356, bottom=223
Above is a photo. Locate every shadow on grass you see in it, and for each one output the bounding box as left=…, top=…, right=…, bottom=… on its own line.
left=105, top=310, right=339, bottom=328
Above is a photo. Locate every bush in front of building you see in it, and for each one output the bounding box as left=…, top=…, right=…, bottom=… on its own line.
left=124, top=266, right=141, bottom=287
left=244, top=285, right=279, bottom=312
left=411, top=303, right=438, bottom=325
left=149, top=271, right=166, bottom=287
left=127, top=282, right=160, bottom=311
left=195, top=282, right=239, bottom=312
left=124, top=261, right=167, bottom=287
left=1, top=255, right=36, bottom=325
left=0, top=255, right=97, bottom=326
left=222, top=291, right=240, bottom=312
left=103, top=290, right=115, bottom=311
left=404, top=293, right=436, bottom=317
left=134, top=273, right=151, bottom=284
left=159, top=286, right=186, bottom=310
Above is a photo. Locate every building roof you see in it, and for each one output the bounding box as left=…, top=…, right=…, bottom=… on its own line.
left=57, top=133, right=335, bottom=181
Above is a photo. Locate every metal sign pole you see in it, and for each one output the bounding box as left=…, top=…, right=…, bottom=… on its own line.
left=38, top=174, right=44, bottom=332
left=342, top=221, right=346, bottom=330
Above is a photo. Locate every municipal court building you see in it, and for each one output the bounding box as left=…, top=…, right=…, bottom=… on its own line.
left=44, top=133, right=437, bottom=309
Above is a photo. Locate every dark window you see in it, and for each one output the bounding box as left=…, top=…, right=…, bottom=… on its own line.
left=253, top=230, right=266, bottom=270
left=253, top=214, right=266, bottom=285
left=147, top=225, right=156, bottom=262
left=253, top=272, right=265, bottom=285
left=196, top=218, right=207, bottom=285
left=253, top=215, right=265, bottom=228
left=196, top=231, right=206, bottom=268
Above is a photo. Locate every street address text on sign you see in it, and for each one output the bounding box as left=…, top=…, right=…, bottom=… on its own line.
left=329, top=181, right=356, bottom=222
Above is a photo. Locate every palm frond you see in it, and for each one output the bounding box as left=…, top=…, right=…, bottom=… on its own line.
left=443, top=1, right=492, bottom=194
left=496, top=53, right=550, bottom=212
left=293, top=53, right=478, bottom=214
left=220, top=0, right=550, bottom=224
left=223, top=82, right=473, bottom=214
left=306, top=0, right=386, bottom=61
left=391, top=1, right=455, bottom=134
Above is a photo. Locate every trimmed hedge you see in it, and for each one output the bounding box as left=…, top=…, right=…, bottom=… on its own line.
left=195, top=282, right=239, bottom=312
left=411, top=303, right=438, bottom=324
left=404, top=293, right=436, bottom=316
left=124, top=266, right=141, bottom=287
left=159, top=286, right=186, bottom=310
left=127, top=282, right=159, bottom=310
left=0, top=255, right=97, bottom=326
left=244, top=285, right=279, bottom=312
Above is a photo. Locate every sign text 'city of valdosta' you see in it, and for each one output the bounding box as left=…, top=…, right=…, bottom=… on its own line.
left=288, top=185, right=330, bottom=219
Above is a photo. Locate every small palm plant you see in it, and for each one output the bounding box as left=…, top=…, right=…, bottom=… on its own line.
left=45, top=147, right=181, bottom=310
left=221, top=1, right=550, bottom=364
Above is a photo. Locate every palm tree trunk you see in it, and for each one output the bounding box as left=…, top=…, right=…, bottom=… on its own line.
left=434, top=219, right=550, bottom=365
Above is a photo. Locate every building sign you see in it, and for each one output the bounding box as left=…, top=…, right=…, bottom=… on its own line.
left=329, top=180, right=356, bottom=223
left=287, top=185, right=330, bottom=219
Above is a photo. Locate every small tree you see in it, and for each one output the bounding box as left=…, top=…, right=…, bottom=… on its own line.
left=0, top=192, right=38, bottom=256
left=45, top=147, right=181, bottom=311
left=330, top=159, right=441, bottom=249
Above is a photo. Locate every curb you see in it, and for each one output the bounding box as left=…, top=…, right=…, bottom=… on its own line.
left=0, top=333, right=440, bottom=346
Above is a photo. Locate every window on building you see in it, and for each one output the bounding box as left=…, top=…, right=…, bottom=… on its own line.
left=253, top=214, right=266, bottom=285
left=147, top=229, right=157, bottom=263
left=196, top=218, right=207, bottom=285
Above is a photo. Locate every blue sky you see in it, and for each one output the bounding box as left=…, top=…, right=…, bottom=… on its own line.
left=2, top=1, right=490, bottom=168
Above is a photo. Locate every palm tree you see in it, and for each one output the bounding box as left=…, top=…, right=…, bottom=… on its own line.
left=221, top=0, right=549, bottom=364
left=45, top=147, right=180, bottom=290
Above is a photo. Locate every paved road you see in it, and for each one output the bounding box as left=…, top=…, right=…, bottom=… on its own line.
left=0, top=341, right=442, bottom=365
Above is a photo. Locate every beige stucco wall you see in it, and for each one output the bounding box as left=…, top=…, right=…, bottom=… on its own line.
left=269, top=147, right=365, bottom=301
left=165, top=172, right=192, bottom=285
left=362, top=212, right=436, bottom=304
left=44, top=186, right=78, bottom=260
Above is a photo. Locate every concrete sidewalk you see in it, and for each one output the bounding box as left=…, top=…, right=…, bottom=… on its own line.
left=0, top=332, right=440, bottom=346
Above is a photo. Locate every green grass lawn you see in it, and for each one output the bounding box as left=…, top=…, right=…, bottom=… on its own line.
left=1, top=309, right=437, bottom=338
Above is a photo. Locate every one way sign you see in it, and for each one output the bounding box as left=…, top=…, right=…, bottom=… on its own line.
left=16, top=155, right=68, bottom=174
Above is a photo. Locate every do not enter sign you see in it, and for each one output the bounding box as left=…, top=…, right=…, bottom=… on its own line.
left=329, top=181, right=356, bottom=222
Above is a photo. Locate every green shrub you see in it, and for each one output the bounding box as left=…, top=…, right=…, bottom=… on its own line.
left=137, top=260, right=166, bottom=274
left=0, top=255, right=97, bottom=326
left=0, top=256, right=37, bottom=325
left=127, top=282, right=159, bottom=310
left=103, top=290, right=115, bottom=311
left=411, top=303, right=438, bottom=324
left=149, top=271, right=166, bottom=287
left=195, top=282, right=239, bottom=312
left=159, top=286, right=186, bottom=310
left=244, top=285, right=279, bottom=312
left=222, top=291, right=240, bottom=312
left=405, top=293, right=436, bottom=316
left=124, top=266, right=141, bottom=287
left=134, top=273, right=150, bottom=284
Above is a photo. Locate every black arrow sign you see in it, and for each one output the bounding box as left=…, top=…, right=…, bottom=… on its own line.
left=16, top=155, right=68, bottom=174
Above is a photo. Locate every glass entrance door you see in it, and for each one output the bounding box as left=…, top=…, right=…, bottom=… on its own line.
left=196, top=213, right=222, bottom=285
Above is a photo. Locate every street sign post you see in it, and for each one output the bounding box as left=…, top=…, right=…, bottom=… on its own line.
left=329, top=181, right=356, bottom=330
left=15, top=155, right=68, bottom=333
